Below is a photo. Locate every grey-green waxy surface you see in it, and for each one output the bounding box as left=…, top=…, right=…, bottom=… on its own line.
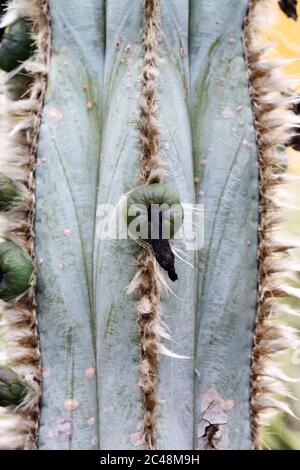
left=94, top=0, right=195, bottom=450
left=190, top=0, right=258, bottom=450
left=36, top=0, right=258, bottom=450
left=36, top=0, right=105, bottom=449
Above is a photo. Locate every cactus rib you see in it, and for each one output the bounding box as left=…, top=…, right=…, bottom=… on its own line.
left=244, top=0, right=300, bottom=450
left=127, top=0, right=168, bottom=450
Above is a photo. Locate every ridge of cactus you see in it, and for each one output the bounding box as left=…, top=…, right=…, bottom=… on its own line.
left=0, top=0, right=50, bottom=450
left=126, top=0, right=180, bottom=450
left=244, top=0, right=300, bottom=450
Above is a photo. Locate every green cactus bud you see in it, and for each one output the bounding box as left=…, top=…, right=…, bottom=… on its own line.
left=0, top=175, right=20, bottom=211
left=126, top=183, right=184, bottom=242
left=0, top=19, right=34, bottom=72
left=0, top=366, right=27, bottom=407
left=0, top=241, right=34, bottom=301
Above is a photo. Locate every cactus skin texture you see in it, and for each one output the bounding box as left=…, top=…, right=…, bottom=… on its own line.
left=0, top=366, right=27, bottom=407
left=33, top=0, right=261, bottom=450
left=190, top=0, right=258, bottom=450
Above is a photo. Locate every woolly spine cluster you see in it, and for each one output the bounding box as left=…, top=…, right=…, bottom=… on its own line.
left=244, top=0, right=300, bottom=450
left=0, top=0, right=50, bottom=449
left=127, top=0, right=167, bottom=450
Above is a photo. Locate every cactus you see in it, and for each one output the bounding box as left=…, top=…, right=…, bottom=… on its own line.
left=0, top=240, right=34, bottom=301
left=0, top=366, right=28, bottom=407
left=0, top=0, right=298, bottom=451
left=0, top=17, right=33, bottom=72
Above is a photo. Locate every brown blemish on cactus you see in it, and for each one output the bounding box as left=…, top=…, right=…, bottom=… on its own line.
left=197, top=386, right=234, bottom=450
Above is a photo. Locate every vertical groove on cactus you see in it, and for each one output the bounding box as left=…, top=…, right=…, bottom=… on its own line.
left=0, top=0, right=50, bottom=449
left=126, top=0, right=167, bottom=450
left=244, top=0, right=300, bottom=450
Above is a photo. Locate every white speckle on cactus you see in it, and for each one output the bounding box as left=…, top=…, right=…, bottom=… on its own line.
left=219, top=77, right=225, bottom=86
left=46, top=107, right=63, bottom=122
left=200, top=160, right=207, bottom=167
left=64, top=228, right=71, bottom=238
left=39, top=257, right=45, bottom=264
left=208, top=147, right=213, bottom=154
left=91, top=436, right=97, bottom=446
left=59, top=262, right=64, bottom=270
left=164, top=142, right=170, bottom=150
left=87, top=417, right=95, bottom=427
left=228, top=37, right=236, bottom=45
left=236, top=105, right=243, bottom=112
left=243, top=139, right=253, bottom=149
left=125, top=43, right=132, bottom=52
left=64, top=399, right=79, bottom=412
left=87, top=101, right=94, bottom=110
left=224, top=399, right=235, bottom=411
left=61, top=47, right=69, bottom=54
left=194, top=177, right=200, bottom=184
left=221, top=107, right=234, bottom=119
left=85, top=367, right=95, bottom=379
left=42, top=368, right=50, bottom=378
left=246, top=240, right=252, bottom=247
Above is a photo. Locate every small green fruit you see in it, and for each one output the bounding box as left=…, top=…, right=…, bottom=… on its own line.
left=0, top=175, right=20, bottom=211
left=0, top=241, right=34, bottom=301
left=0, top=366, right=27, bottom=407
left=0, top=19, right=34, bottom=72
left=126, top=183, right=183, bottom=242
